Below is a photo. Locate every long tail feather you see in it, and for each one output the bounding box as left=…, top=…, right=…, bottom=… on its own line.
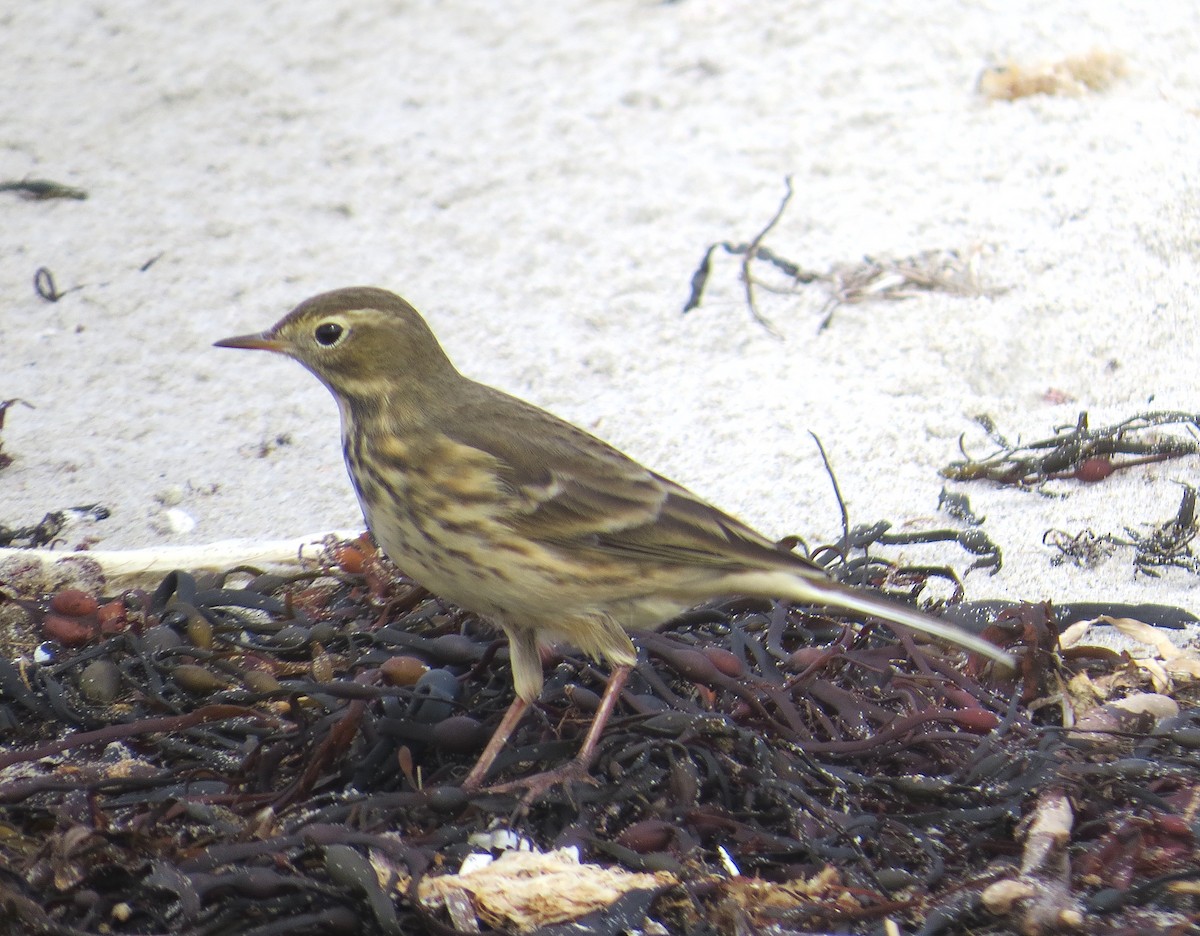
left=723, top=569, right=1016, bottom=668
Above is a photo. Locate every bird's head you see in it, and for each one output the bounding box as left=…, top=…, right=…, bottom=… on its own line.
left=215, top=287, right=458, bottom=403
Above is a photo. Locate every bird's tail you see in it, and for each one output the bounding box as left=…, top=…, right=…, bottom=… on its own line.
left=722, top=568, right=1016, bottom=668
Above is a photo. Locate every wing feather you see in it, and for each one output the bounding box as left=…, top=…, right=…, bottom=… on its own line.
left=441, top=384, right=824, bottom=574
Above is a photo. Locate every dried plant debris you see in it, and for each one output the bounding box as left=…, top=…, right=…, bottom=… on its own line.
left=1, top=539, right=1198, bottom=935
left=810, top=247, right=995, bottom=331
left=1045, top=527, right=1121, bottom=569
left=937, top=487, right=987, bottom=526
left=33, top=266, right=83, bottom=303
left=1122, top=484, right=1200, bottom=578
left=943, top=410, right=1200, bottom=488
left=0, top=178, right=88, bottom=201
left=682, top=176, right=801, bottom=338
left=682, top=178, right=998, bottom=334
left=1062, top=615, right=1200, bottom=688
left=803, top=442, right=1002, bottom=580
left=817, top=515, right=1002, bottom=580
left=979, top=790, right=1084, bottom=931
left=978, top=49, right=1128, bottom=101
left=411, top=846, right=674, bottom=932
left=1047, top=485, right=1200, bottom=578
left=0, top=505, right=111, bottom=550
left=0, top=398, right=33, bottom=471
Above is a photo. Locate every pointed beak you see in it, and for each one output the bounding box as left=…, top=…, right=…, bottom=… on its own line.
left=213, top=331, right=286, bottom=353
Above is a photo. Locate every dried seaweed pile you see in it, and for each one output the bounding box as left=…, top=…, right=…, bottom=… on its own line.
left=1, top=541, right=1198, bottom=936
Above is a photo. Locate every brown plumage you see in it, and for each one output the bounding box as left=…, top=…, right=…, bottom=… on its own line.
left=216, top=287, right=1013, bottom=791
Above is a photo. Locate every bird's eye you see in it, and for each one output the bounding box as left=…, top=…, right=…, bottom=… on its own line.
left=314, top=322, right=344, bottom=346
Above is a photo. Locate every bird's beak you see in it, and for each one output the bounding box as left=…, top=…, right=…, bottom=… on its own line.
left=213, top=331, right=286, bottom=353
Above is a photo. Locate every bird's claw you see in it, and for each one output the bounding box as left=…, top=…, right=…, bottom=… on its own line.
left=482, top=760, right=598, bottom=804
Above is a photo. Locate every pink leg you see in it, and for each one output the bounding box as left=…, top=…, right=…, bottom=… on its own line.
left=571, top=664, right=631, bottom=771
left=461, top=695, right=529, bottom=790
left=483, top=664, right=632, bottom=799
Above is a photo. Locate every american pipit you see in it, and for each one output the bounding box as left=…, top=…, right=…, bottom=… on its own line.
left=216, top=287, right=1013, bottom=791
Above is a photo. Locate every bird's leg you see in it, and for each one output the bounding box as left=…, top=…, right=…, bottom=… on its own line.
left=569, top=662, right=631, bottom=770
left=460, top=695, right=529, bottom=790
left=484, top=664, right=632, bottom=801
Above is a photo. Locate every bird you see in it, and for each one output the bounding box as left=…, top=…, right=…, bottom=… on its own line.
left=215, top=287, right=1014, bottom=793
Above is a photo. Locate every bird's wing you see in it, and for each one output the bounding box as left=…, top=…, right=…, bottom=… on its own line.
left=444, top=387, right=823, bottom=573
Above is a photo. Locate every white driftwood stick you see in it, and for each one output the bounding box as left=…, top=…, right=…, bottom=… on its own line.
left=0, top=531, right=362, bottom=585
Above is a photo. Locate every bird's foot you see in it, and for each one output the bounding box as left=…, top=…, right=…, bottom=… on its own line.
left=483, top=759, right=598, bottom=804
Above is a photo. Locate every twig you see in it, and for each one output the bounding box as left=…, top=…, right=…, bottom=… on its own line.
left=810, top=431, right=850, bottom=551
left=740, top=176, right=793, bottom=340
left=943, top=410, right=1200, bottom=486
left=685, top=214, right=993, bottom=334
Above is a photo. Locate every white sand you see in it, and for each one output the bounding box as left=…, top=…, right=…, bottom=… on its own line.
left=3, top=2, right=1199, bottom=622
